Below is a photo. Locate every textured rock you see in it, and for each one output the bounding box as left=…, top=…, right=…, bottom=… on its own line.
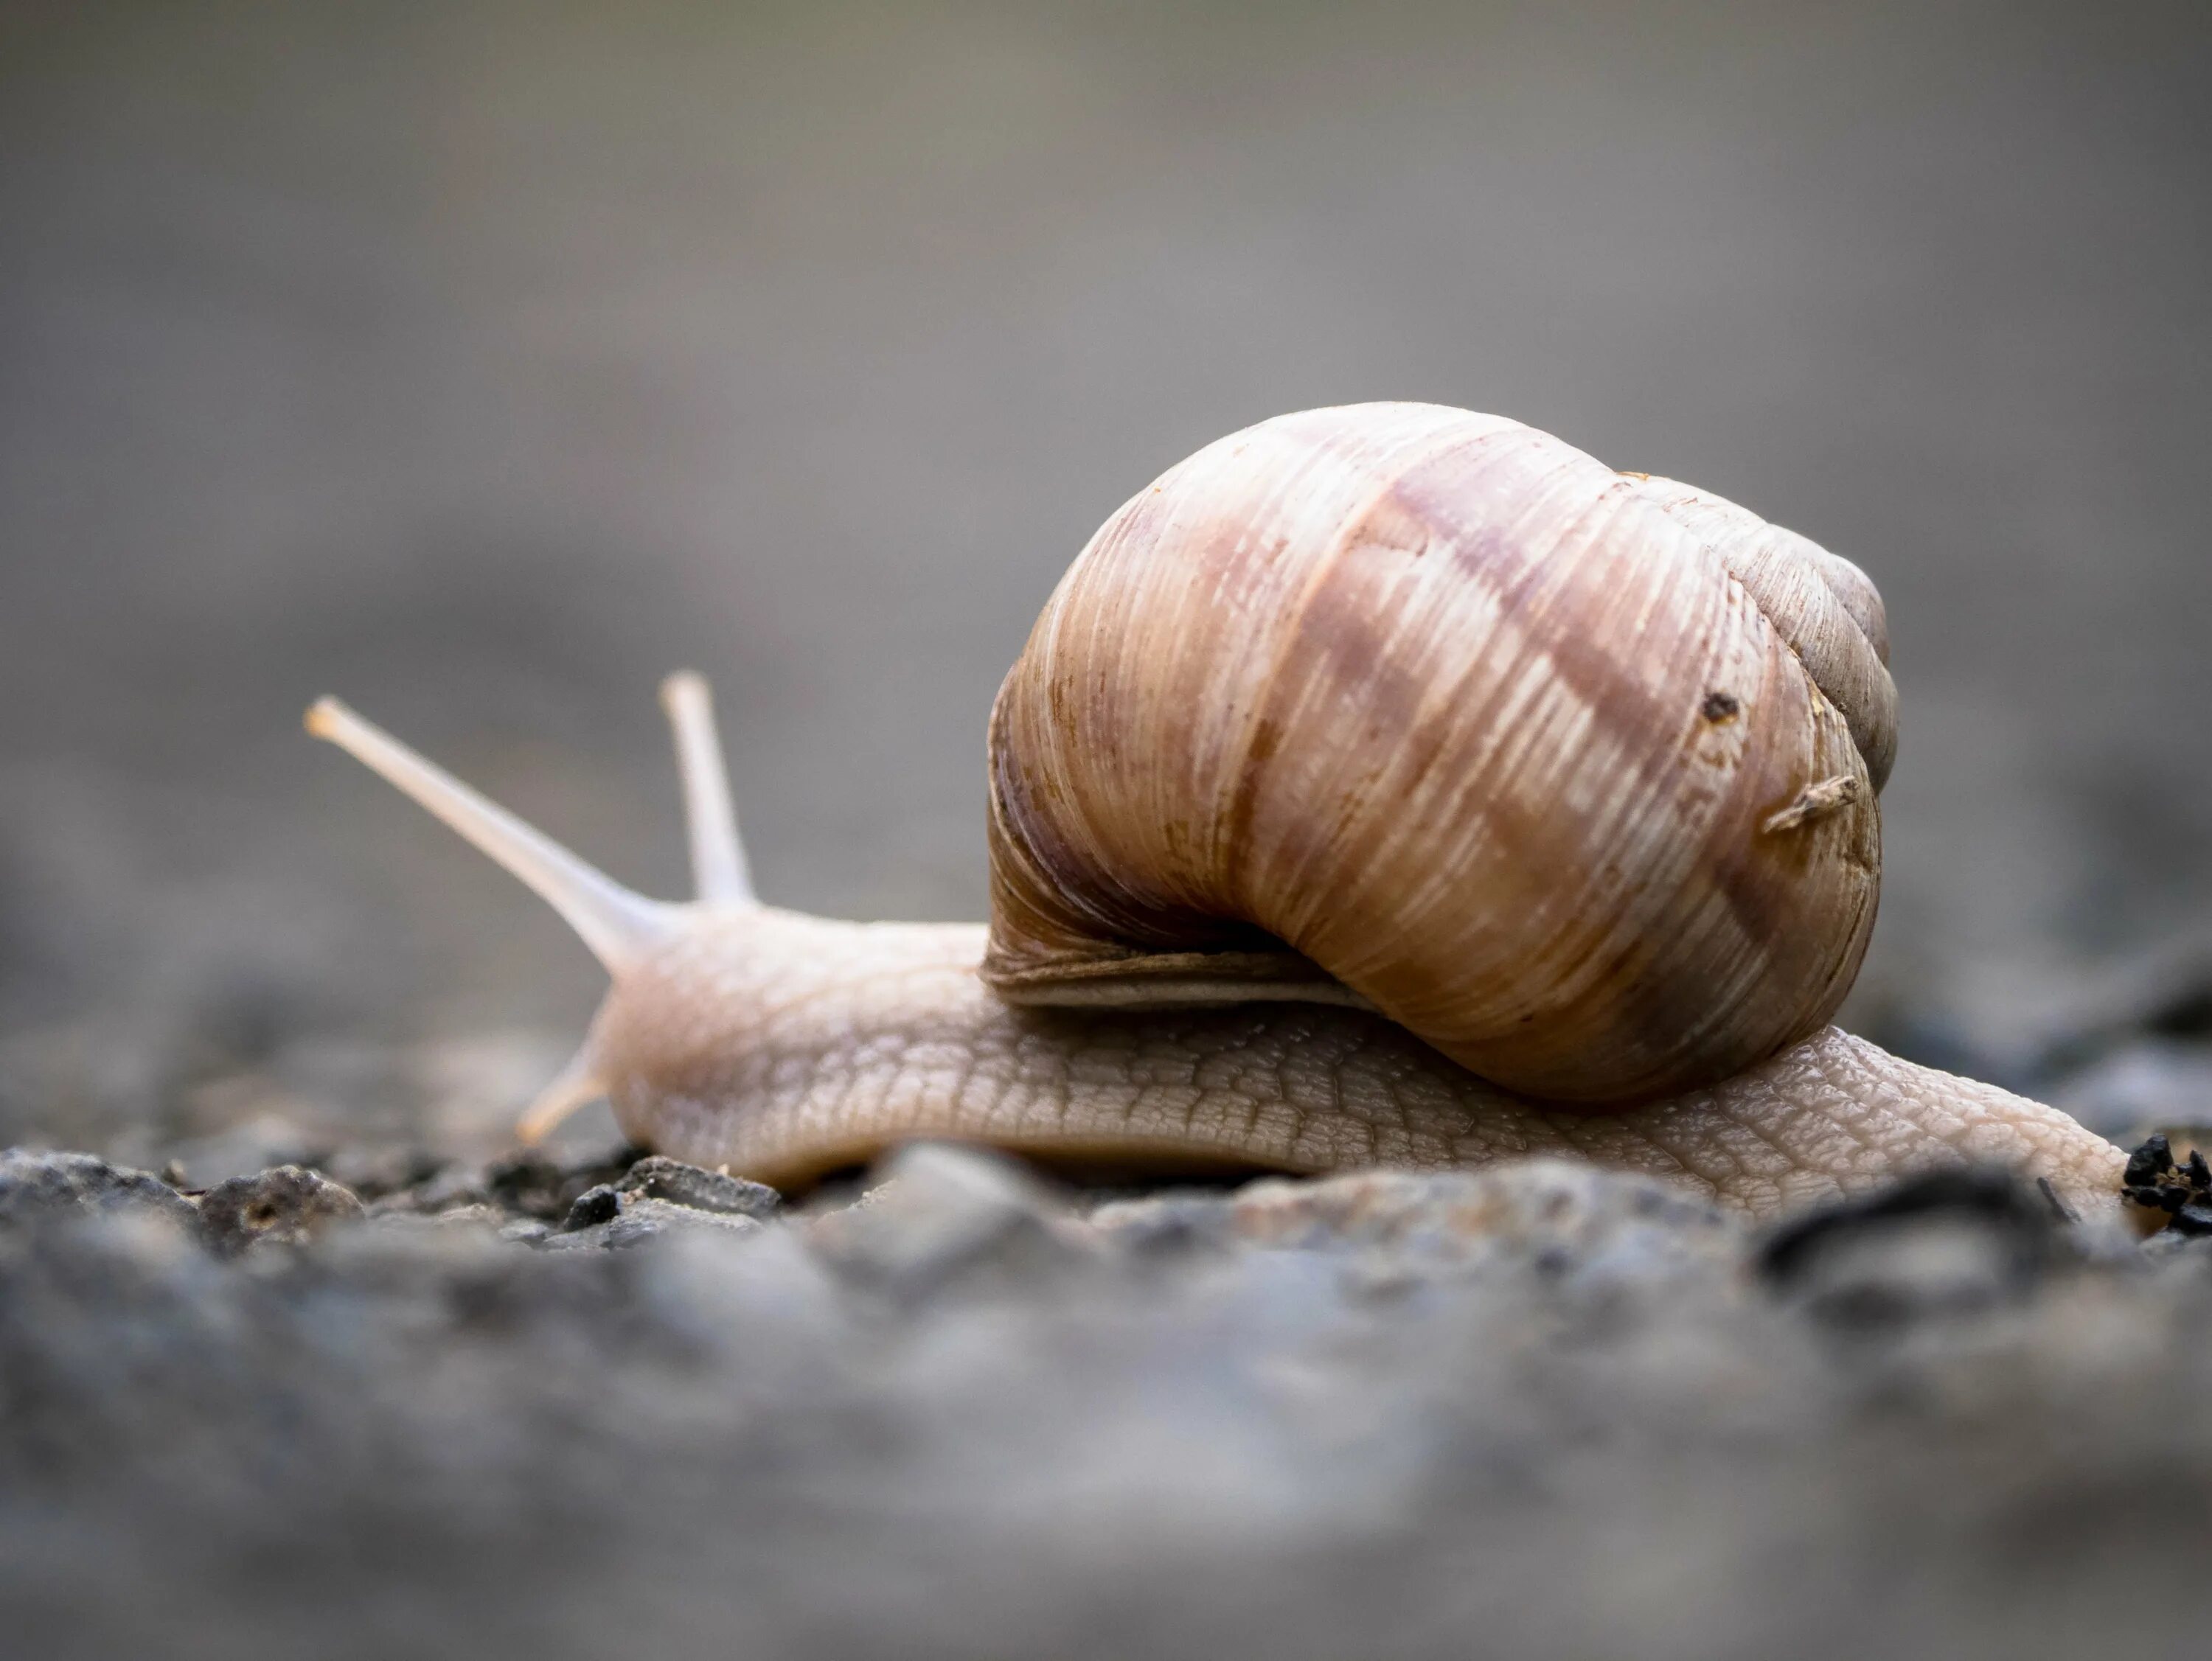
left=539, top=1156, right=779, bottom=1250
left=616, top=1155, right=780, bottom=1219
left=0, top=1148, right=198, bottom=1230
left=1093, top=1160, right=1744, bottom=1288
left=195, top=1165, right=366, bottom=1256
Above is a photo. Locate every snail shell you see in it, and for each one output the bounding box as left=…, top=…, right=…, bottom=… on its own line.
left=983, top=403, right=1896, bottom=1103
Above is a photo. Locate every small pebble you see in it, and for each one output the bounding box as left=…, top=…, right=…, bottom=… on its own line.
left=196, top=1165, right=366, bottom=1257
left=617, top=1155, right=780, bottom=1219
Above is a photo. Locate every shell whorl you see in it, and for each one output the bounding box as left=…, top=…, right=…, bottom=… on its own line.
left=982, top=403, right=1893, bottom=1104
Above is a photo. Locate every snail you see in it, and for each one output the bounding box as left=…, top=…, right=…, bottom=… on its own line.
left=308, top=403, right=2138, bottom=1225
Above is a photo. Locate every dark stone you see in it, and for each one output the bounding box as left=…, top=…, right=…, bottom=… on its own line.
left=562, top=1184, right=622, bottom=1230
left=617, top=1155, right=781, bottom=1219
left=196, top=1165, right=365, bottom=1257
left=2124, top=1132, right=2174, bottom=1191
left=0, top=1148, right=197, bottom=1230
left=2170, top=1202, right=2212, bottom=1239
left=2120, top=1132, right=2212, bottom=1222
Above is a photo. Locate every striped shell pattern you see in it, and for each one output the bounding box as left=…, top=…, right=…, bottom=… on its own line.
left=982, top=403, right=1896, bottom=1104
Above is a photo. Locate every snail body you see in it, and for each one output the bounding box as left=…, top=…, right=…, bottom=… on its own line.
left=580, top=908, right=2116, bottom=1221
left=309, top=403, right=2132, bottom=1223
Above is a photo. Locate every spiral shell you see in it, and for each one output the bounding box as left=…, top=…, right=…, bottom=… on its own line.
left=981, top=403, right=1893, bottom=1104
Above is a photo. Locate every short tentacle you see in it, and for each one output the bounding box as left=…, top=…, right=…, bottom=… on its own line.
left=515, top=1042, right=610, bottom=1145
left=659, top=671, right=756, bottom=906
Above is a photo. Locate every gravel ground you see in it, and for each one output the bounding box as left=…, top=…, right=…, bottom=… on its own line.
left=2, top=1137, right=2208, bottom=1660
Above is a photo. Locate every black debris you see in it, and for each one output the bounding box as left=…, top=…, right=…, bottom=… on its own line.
left=2121, top=1134, right=2212, bottom=1233
left=561, top=1183, right=623, bottom=1231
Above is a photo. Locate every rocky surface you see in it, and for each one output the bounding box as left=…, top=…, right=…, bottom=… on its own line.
left=1, top=1137, right=2208, bottom=1660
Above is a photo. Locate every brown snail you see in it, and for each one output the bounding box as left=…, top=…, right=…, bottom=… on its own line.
left=309, top=403, right=2135, bottom=1223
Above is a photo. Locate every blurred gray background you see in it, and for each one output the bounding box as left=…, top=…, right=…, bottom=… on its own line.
left=1, top=0, right=2207, bottom=1158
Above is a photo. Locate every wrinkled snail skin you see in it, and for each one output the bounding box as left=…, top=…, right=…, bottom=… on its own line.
left=303, top=400, right=2143, bottom=1230
left=592, top=907, right=2129, bottom=1225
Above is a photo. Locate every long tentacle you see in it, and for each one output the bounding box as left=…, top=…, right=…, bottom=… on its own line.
left=306, top=697, right=676, bottom=972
